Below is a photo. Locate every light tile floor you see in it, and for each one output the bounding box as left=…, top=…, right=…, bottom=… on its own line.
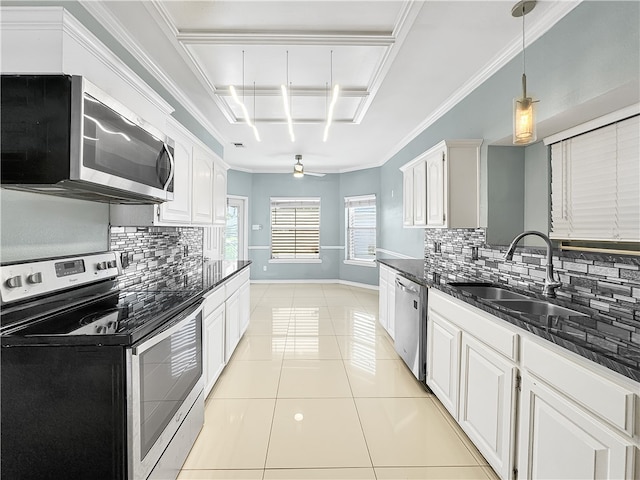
left=179, top=283, right=498, bottom=480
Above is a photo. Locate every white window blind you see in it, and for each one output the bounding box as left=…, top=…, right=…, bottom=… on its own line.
left=550, top=114, right=639, bottom=242
left=345, top=195, right=377, bottom=262
left=270, top=197, right=320, bottom=259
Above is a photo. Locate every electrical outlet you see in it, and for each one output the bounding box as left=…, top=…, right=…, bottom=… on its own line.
left=434, top=242, right=441, bottom=253
left=471, top=246, right=479, bottom=261
left=183, top=245, right=189, bottom=257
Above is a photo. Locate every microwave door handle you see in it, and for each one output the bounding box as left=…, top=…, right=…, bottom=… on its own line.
left=162, top=143, right=175, bottom=192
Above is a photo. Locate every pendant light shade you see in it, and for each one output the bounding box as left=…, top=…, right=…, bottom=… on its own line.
left=293, top=155, right=304, bottom=178
left=512, top=0, right=538, bottom=145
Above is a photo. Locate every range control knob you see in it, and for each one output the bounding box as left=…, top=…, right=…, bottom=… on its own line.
left=6, top=276, right=23, bottom=289
left=96, top=261, right=108, bottom=271
left=27, top=272, right=43, bottom=284
left=107, top=260, right=118, bottom=269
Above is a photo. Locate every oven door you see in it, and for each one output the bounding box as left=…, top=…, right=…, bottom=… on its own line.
left=128, top=302, right=203, bottom=480
left=72, top=77, right=175, bottom=202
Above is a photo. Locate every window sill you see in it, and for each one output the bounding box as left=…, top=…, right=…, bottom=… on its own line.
left=343, top=259, right=377, bottom=268
left=269, top=259, right=323, bottom=264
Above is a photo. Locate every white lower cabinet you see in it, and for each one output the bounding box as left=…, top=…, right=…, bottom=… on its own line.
left=239, top=280, right=251, bottom=336
left=203, top=303, right=225, bottom=397
left=427, top=290, right=517, bottom=479
left=459, top=334, right=516, bottom=480
left=225, top=290, right=240, bottom=363
left=427, top=290, right=639, bottom=480
left=201, top=267, right=251, bottom=397
left=517, top=375, right=635, bottom=480
left=378, top=265, right=396, bottom=339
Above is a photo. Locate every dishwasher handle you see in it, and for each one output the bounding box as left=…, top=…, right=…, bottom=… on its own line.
left=395, top=278, right=419, bottom=295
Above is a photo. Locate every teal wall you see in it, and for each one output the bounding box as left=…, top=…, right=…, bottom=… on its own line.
left=524, top=142, right=550, bottom=247
left=227, top=168, right=382, bottom=286
left=380, top=1, right=639, bottom=253
left=486, top=146, right=525, bottom=246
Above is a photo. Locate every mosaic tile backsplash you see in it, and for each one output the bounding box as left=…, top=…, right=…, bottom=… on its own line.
left=110, top=226, right=203, bottom=290
left=424, top=228, right=640, bottom=325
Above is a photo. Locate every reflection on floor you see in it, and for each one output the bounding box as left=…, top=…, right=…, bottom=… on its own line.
left=179, top=283, right=498, bottom=480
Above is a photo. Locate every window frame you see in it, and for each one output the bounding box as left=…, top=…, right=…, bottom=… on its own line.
left=344, top=194, right=377, bottom=268
left=269, top=197, right=322, bottom=264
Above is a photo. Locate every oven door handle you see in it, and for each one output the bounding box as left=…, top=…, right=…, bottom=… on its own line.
left=133, top=301, right=202, bottom=356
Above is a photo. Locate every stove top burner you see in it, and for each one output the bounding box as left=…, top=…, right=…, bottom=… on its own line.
left=74, top=309, right=123, bottom=335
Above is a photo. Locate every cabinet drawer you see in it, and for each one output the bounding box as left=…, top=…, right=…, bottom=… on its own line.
left=226, top=268, right=250, bottom=294
left=203, top=286, right=225, bottom=317
left=429, top=290, right=518, bottom=361
left=522, top=338, right=637, bottom=436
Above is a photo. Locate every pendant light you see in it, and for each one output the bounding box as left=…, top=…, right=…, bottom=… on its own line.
left=512, top=0, right=538, bottom=145
left=293, top=155, right=304, bottom=178
left=229, top=50, right=261, bottom=142
left=323, top=50, right=340, bottom=143
left=281, top=51, right=295, bottom=142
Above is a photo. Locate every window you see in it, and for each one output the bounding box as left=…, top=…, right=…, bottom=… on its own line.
left=550, top=114, right=639, bottom=244
left=345, top=194, right=376, bottom=265
left=270, top=197, right=321, bottom=261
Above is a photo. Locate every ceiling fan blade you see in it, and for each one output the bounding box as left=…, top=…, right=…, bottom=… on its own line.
left=304, top=171, right=326, bottom=177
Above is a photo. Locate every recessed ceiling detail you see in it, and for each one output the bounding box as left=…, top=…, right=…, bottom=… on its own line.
left=154, top=1, right=421, bottom=128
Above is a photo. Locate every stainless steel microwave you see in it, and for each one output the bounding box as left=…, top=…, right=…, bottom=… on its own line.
left=1, top=75, right=174, bottom=204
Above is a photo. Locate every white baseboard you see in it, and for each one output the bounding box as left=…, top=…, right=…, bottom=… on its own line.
left=250, top=278, right=378, bottom=291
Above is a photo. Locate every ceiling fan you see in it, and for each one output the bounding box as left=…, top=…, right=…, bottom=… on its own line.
left=293, top=155, right=325, bottom=178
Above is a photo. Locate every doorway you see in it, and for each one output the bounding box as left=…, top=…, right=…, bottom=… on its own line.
left=226, top=196, right=248, bottom=261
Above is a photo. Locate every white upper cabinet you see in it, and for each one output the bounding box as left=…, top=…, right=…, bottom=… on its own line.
left=158, top=119, right=193, bottom=223
left=191, top=146, right=214, bottom=225
left=402, top=167, right=415, bottom=226
left=400, top=139, right=482, bottom=229
left=213, top=164, right=227, bottom=226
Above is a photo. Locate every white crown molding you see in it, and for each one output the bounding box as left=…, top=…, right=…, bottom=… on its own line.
left=352, top=0, right=424, bottom=124
left=177, top=31, right=395, bottom=47
left=79, top=0, right=229, bottom=147
left=376, top=0, right=582, bottom=168
left=145, top=0, right=241, bottom=126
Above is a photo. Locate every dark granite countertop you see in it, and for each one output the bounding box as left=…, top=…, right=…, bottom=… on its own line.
left=378, top=258, right=640, bottom=384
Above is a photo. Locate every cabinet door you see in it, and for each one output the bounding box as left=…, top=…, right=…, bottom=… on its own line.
left=212, top=163, right=227, bottom=226
left=426, top=309, right=461, bottom=418
left=192, top=147, right=214, bottom=224
left=402, top=168, right=414, bottom=226
left=426, top=151, right=446, bottom=227
left=518, top=375, right=635, bottom=480
left=203, top=304, right=225, bottom=397
left=378, top=268, right=388, bottom=332
left=159, top=136, right=192, bottom=223
left=239, top=280, right=251, bottom=336
left=413, top=161, right=427, bottom=226
left=225, top=290, right=240, bottom=363
left=386, top=271, right=396, bottom=339
left=459, top=334, right=516, bottom=480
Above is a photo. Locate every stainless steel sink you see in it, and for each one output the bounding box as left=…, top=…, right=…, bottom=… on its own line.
left=449, top=283, right=529, bottom=300
left=490, top=299, right=588, bottom=317
left=456, top=286, right=529, bottom=300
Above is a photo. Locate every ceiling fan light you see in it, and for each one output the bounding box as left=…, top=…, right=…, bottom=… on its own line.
left=293, top=155, right=304, bottom=177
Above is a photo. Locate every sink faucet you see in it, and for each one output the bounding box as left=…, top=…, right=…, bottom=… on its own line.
left=504, top=230, right=562, bottom=298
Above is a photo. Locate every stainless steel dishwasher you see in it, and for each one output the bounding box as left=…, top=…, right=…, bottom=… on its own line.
left=394, top=275, right=427, bottom=382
